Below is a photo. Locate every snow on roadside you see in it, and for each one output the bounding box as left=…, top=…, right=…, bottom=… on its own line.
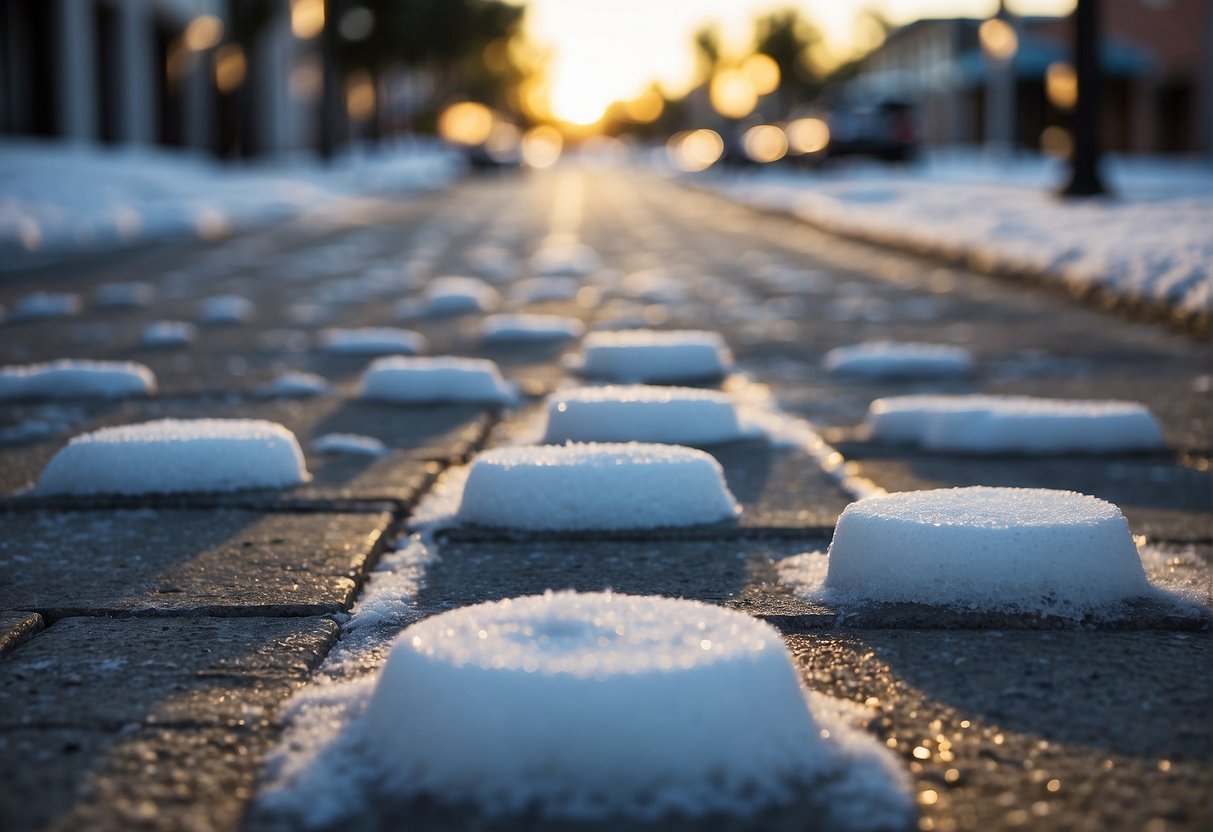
left=697, top=153, right=1212, bottom=319
left=0, top=138, right=462, bottom=266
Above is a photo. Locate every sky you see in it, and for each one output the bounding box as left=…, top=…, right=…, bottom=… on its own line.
left=525, top=0, right=1074, bottom=124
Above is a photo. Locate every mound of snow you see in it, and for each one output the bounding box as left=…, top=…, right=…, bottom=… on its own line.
left=362, top=591, right=828, bottom=817
left=9, top=292, right=82, bottom=320
left=35, top=418, right=309, bottom=495
left=0, top=360, right=155, bottom=399
left=455, top=443, right=738, bottom=530
left=313, top=433, right=387, bottom=457
left=866, top=394, right=1165, bottom=453
left=140, top=320, right=197, bottom=347
left=823, top=341, right=973, bottom=378
left=94, top=281, right=155, bottom=308
left=319, top=328, right=426, bottom=356
left=479, top=313, right=585, bottom=343
left=542, top=385, right=747, bottom=445
left=509, top=276, right=581, bottom=303
left=200, top=294, right=255, bottom=325
left=531, top=243, right=600, bottom=276
left=359, top=356, right=515, bottom=405
left=398, top=276, right=499, bottom=318
left=821, top=487, right=1150, bottom=612
left=575, top=330, right=733, bottom=383
left=256, top=371, right=331, bottom=398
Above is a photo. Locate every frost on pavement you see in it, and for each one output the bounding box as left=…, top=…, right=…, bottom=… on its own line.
left=781, top=487, right=1154, bottom=617
left=313, top=433, right=386, bottom=457
left=140, top=320, right=197, bottom=347
left=572, top=329, right=734, bottom=383
left=8, top=291, right=82, bottom=320
left=318, top=327, right=426, bottom=355
left=823, top=341, right=973, bottom=378
left=256, top=592, right=911, bottom=829
left=358, top=356, right=515, bottom=405
left=35, top=418, right=309, bottom=495
left=255, top=371, right=331, bottom=398
left=415, top=443, right=739, bottom=531
left=507, top=276, right=581, bottom=303
left=199, top=294, right=256, bottom=325
left=542, top=385, right=751, bottom=445
left=479, top=313, right=585, bottom=342
left=865, top=394, right=1165, bottom=453
left=0, top=360, right=156, bottom=399
left=396, top=275, right=499, bottom=318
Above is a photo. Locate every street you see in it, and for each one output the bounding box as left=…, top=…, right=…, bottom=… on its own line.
left=1, top=167, right=1210, bottom=831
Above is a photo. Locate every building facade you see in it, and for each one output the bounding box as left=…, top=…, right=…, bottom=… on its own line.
left=853, top=0, right=1211, bottom=155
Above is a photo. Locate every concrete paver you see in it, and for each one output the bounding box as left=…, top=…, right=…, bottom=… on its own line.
left=0, top=510, right=390, bottom=617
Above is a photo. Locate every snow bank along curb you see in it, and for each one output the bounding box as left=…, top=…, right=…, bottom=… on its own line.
left=358, top=591, right=909, bottom=820
left=0, top=360, right=156, bottom=399
left=570, top=329, right=734, bottom=382
left=542, top=385, right=749, bottom=445
left=693, top=172, right=1212, bottom=333
left=865, top=395, right=1166, bottom=454
left=416, top=443, right=740, bottom=531
left=34, top=418, right=309, bottom=495
left=786, top=487, right=1153, bottom=617
left=358, top=356, right=516, bottom=405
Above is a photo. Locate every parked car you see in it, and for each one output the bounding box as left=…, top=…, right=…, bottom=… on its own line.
left=824, top=99, right=920, bottom=163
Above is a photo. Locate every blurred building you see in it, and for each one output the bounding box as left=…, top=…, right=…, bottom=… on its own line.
left=852, top=0, right=1211, bottom=155
left=0, top=0, right=319, bottom=155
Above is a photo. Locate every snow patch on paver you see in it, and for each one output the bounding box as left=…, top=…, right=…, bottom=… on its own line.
left=479, top=313, right=584, bottom=342
left=571, top=329, right=733, bottom=383
left=780, top=487, right=1154, bottom=616
left=318, top=327, right=426, bottom=356
left=413, top=443, right=739, bottom=531
left=95, top=281, right=155, bottom=308
left=865, top=394, right=1166, bottom=453
left=542, top=385, right=752, bottom=445
left=256, top=591, right=910, bottom=828
left=255, top=371, right=331, bottom=398
left=508, top=276, right=581, bottom=303
left=199, top=294, right=255, bottom=325
left=358, top=356, right=515, bottom=405
left=313, top=433, right=387, bottom=457
left=0, top=360, right=155, bottom=399
left=396, top=276, right=499, bottom=318
left=140, top=320, right=196, bottom=347
left=34, top=418, right=309, bottom=495
left=531, top=242, right=600, bottom=276
left=823, top=341, right=973, bottom=378
left=7, top=292, right=81, bottom=320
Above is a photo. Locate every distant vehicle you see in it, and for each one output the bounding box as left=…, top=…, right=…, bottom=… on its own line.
left=824, top=99, right=920, bottom=163
left=463, top=143, right=521, bottom=171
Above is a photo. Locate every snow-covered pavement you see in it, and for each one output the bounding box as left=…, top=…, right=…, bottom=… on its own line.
left=695, top=153, right=1212, bottom=323
left=0, top=168, right=1209, bottom=832
left=0, top=139, right=462, bottom=268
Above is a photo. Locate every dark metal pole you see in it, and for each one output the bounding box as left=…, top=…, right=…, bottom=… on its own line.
left=318, top=0, right=342, bottom=162
left=1061, top=0, right=1108, bottom=197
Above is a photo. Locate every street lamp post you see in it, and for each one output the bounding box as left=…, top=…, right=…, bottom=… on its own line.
left=318, top=0, right=343, bottom=162
left=1061, top=0, right=1107, bottom=196
left=979, top=11, right=1018, bottom=159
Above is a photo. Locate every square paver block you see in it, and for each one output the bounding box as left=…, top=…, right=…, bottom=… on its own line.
left=0, top=509, right=391, bottom=617
left=788, top=630, right=1212, bottom=832
left=0, top=616, right=338, bottom=730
